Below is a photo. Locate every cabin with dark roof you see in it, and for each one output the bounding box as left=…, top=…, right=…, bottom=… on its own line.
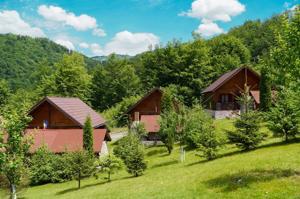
left=202, top=67, right=261, bottom=119
left=26, top=96, right=110, bottom=154
left=126, top=88, right=162, bottom=140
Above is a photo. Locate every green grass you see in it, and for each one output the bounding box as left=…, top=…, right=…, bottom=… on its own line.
left=1, top=120, right=300, bottom=199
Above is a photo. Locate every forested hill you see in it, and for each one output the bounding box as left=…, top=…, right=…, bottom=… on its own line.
left=0, top=34, right=99, bottom=90
left=0, top=8, right=298, bottom=117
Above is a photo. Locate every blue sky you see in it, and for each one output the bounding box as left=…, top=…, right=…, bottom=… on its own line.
left=0, top=0, right=298, bottom=56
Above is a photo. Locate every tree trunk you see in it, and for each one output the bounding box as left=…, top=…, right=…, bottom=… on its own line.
left=10, top=184, right=17, bottom=199
left=78, top=172, right=81, bottom=189
left=108, top=171, right=111, bottom=182
left=180, top=145, right=185, bottom=163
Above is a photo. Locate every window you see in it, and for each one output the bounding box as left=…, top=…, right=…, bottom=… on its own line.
left=43, top=120, right=49, bottom=129
left=221, top=94, right=229, bottom=103
left=134, top=112, right=140, bottom=121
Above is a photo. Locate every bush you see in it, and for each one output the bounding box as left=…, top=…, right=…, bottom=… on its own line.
left=228, top=111, right=267, bottom=150
left=97, top=154, right=122, bottom=182
left=267, top=88, right=300, bottom=142
left=158, top=110, right=177, bottom=154
left=102, top=95, right=140, bottom=128
left=29, top=147, right=74, bottom=184
left=113, top=134, right=147, bottom=177
left=130, top=122, right=147, bottom=139
left=51, top=153, right=73, bottom=183
left=30, top=146, right=55, bottom=185
left=185, top=105, right=221, bottom=160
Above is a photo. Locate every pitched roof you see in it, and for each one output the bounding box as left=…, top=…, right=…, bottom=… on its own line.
left=140, top=115, right=160, bottom=133
left=29, top=97, right=106, bottom=128
left=25, top=129, right=106, bottom=153
left=126, top=88, right=162, bottom=114
left=202, top=67, right=260, bottom=93
left=250, top=90, right=260, bottom=104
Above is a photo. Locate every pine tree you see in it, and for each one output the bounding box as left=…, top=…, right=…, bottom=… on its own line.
left=113, top=134, right=147, bottom=177
left=83, top=116, right=94, bottom=155
left=228, top=111, right=267, bottom=150
left=98, top=154, right=122, bottom=182
left=68, top=150, right=95, bottom=189
left=259, top=68, right=272, bottom=111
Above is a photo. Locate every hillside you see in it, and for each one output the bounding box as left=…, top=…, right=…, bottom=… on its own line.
left=92, top=54, right=132, bottom=62
left=0, top=34, right=99, bottom=90
left=1, top=139, right=299, bottom=199
left=1, top=120, right=299, bottom=199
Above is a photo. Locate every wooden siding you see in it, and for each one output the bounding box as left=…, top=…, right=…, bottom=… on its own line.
left=204, top=68, right=260, bottom=110
left=129, top=89, right=162, bottom=122
left=28, top=101, right=79, bottom=129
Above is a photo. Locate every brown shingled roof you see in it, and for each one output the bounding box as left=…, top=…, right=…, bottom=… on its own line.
left=29, top=97, right=106, bottom=128
left=202, top=67, right=260, bottom=93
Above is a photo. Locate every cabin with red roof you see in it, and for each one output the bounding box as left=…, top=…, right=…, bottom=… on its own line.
left=26, top=97, right=110, bottom=154
left=126, top=88, right=162, bottom=140
left=202, top=67, right=261, bottom=119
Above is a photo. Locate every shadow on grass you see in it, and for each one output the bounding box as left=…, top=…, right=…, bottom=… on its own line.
left=146, top=148, right=168, bottom=156
left=151, top=160, right=178, bottom=168
left=205, top=168, right=300, bottom=192
left=187, top=138, right=300, bottom=167
left=257, top=138, right=300, bottom=150
left=55, top=175, right=137, bottom=196
left=56, top=181, right=107, bottom=195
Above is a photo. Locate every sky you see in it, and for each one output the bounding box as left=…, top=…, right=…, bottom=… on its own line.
left=0, top=0, right=298, bottom=57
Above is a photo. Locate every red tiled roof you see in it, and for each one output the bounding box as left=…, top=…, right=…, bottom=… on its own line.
left=250, top=90, right=260, bottom=104
left=202, top=67, right=260, bottom=93
left=25, top=129, right=106, bottom=153
left=29, top=97, right=106, bottom=128
left=140, top=115, right=160, bottom=133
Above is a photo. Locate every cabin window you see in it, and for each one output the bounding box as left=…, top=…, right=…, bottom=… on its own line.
left=220, top=94, right=230, bottom=103
left=43, top=120, right=49, bottom=129
left=134, top=112, right=140, bottom=121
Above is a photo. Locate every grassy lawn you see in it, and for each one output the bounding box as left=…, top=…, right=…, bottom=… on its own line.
left=1, top=120, right=300, bottom=199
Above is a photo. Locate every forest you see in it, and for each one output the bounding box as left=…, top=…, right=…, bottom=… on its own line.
left=0, top=7, right=299, bottom=128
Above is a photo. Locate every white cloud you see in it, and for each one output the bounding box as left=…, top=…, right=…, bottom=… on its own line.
left=92, top=28, right=106, bottom=37
left=182, top=0, right=245, bottom=22
left=38, top=5, right=98, bottom=31
left=90, top=43, right=103, bottom=55
left=195, top=22, right=224, bottom=37
left=0, top=10, right=45, bottom=37
left=290, top=4, right=298, bottom=10
left=79, top=42, right=89, bottom=49
left=103, top=31, right=159, bottom=56
left=181, top=0, right=245, bottom=37
left=54, top=39, right=75, bottom=50
left=78, top=31, right=159, bottom=56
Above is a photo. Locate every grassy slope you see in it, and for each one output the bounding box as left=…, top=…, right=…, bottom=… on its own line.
left=1, top=120, right=300, bottom=199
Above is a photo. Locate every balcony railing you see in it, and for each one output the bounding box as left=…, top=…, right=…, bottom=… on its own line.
left=216, top=102, right=239, bottom=110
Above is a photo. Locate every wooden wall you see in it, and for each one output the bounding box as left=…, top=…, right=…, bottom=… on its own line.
left=28, top=101, right=79, bottom=129
left=129, top=90, right=162, bottom=121
left=204, top=68, right=260, bottom=110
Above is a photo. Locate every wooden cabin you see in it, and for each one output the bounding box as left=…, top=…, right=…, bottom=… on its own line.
left=26, top=96, right=110, bottom=154
left=126, top=88, right=162, bottom=140
left=202, top=67, right=261, bottom=119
